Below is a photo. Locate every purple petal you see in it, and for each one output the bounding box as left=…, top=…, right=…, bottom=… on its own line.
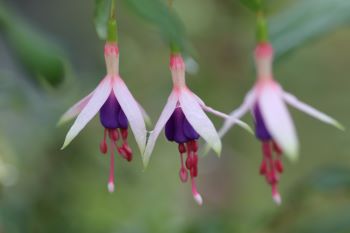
left=183, top=116, right=200, bottom=140
left=172, top=108, right=189, bottom=143
left=253, top=104, right=273, bottom=141
left=165, top=112, right=175, bottom=141
left=100, top=93, right=122, bottom=129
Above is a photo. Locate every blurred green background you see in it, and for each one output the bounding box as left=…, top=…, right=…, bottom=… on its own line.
left=0, top=0, right=349, bottom=232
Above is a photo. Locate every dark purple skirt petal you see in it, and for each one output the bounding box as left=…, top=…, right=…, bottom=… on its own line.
left=183, top=117, right=199, bottom=140
left=117, top=107, right=128, bottom=129
left=165, top=113, right=175, bottom=141
left=99, top=93, right=128, bottom=129
left=253, top=104, right=272, bottom=141
left=165, top=107, right=200, bottom=144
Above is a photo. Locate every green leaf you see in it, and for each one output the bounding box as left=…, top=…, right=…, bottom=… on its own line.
left=239, top=0, right=264, bottom=12
left=94, top=0, right=111, bottom=40
left=0, top=3, right=66, bottom=87
left=269, top=0, right=350, bottom=60
left=123, top=0, right=190, bottom=53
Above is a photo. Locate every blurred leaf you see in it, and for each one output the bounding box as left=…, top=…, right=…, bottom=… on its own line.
left=270, top=0, right=350, bottom=60
left=239, top=0, right=264, bottom=12
left=293, top=209, right=350, bottom=233
left=94, top=0, right=111, bottom=40
left=0, top=2, right=66, bottom=87
left=122, top=0, right=190, bottom=53
left=307, top=166, right=350, bottom=192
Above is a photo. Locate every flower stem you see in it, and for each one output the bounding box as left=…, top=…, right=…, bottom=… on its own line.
left=168, top=0, right=181, bottom=54
left=107, top=0, right=118, bottom=43
left=256, top=11, right=268, bottom=43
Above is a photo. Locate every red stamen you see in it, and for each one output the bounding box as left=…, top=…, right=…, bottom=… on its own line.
left=121, top=128, right=128, bottom=141
left=191, top=141, right=198, bottom=152
left=178, top=147, right=188, bottom=182
left=123, top=144, right=133, bottom=162
left=100, top=141, right=108, bottom=154
left=190, top=166, right=198, bottom=177
left=273, top=141, right=283, bottom=155
left=262, top=142, right=272, bottom=157
left=178, top=143, right=186, bottom=154
left=275, top=159, right=284, bottom=173
left=100, top=129, right=108, bottom=154
left=185, top=143, right=193, bottom=169
left=192, top=154, right=198, bottom=166
left=108, top=129, right=119, bottom=141
left=179, top=167, right=188, bottom=183
left=260, top=141, right=284, bottom=204
left=259, top=159, right=267, bottom=175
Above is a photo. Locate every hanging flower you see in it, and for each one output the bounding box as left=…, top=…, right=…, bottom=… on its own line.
left=59, top=42, right=147, bottom=192
left=220, top=42, right=343, bottom=204
left=143, top=53, right=250, bottom=205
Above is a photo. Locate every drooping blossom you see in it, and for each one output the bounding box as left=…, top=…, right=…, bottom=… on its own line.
left=59, top=42, right=147, bottom=192
left=220, top=42, right=343, bottom=204
left=143, top=53, right=250, bottom=205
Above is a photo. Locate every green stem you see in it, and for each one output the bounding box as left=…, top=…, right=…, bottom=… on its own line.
left=168, top=0, right=181, bottom=54
left=107, top=0, right=118, bottom=43
left=170, top=42, right=181, bottom=54
left=256, top=11, right=269, bottom=43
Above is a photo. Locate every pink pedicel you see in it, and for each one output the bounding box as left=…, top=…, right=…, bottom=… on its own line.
left=170, top=54, right=185, bottom=70
left=255, top=42, right=274, bottom=59
left=104, top=43, right=119, bottom=56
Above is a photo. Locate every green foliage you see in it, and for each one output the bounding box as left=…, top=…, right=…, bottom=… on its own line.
left=94, top=0, right=111, bottom=40
left=123, top=0, right=189, bottom=52
left=0, top=2, right=66, bottom=87
left=239, top=0, right=264, bottom=12
left=270, top=0, right=350, bottom=60
left=94, top=0, right=189, bottom=52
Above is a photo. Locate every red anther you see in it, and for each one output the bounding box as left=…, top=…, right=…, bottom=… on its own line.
left=126, top=153, right=132, bottom=162
left=121, top=128, right=128, bottom=140
left=190, top=166, right=198, bottom=177
left=108, top=129, right=119, bottom=141
left=262, top=142, right=272, bottom=157
left=259, top=160, right=267, bottom=175
left=100, top=141, right=108, bottom=154
left=191, top=141, right=198, bottom=152
left=178, top=143, right=186, bottom=154
left=123, top=144, right=132, bottom=156
left=123, top=144, right=133, bottom=162
left=117, top=147, right=126, bottom=157
left=186, top=157, right=192, bottom=169
left=179, top=167, right=188, bottom=183
left=275, top=160, right=284, bottom=173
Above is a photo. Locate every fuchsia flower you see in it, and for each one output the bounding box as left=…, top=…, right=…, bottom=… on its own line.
left=220, top=42, right=343, bottom=204
left=59, top=42, right=147, bottom=192
left=143, top=54, right=250, bottom=205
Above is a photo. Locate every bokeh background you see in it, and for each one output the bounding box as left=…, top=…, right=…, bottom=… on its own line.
left=0, top=0, right=349, bottom=232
